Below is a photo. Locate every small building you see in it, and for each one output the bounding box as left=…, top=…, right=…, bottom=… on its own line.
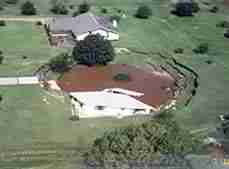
left=70, top=91, right=154, bottom=119
left=57, top=64, right=176, bottom=119
left=45, top=12, right=119, bottom=47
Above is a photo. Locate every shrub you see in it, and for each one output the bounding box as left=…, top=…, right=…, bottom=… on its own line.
left=78, top=1, right=90, bottom=14
left=0, top=55, right=4, bottom=64
left=135, top=5, right=152, bottom=19
left=206, top=60, right=213, bottom=64
left=5, top=0, right=18, bottom=4
left=101, top=7, right=108, bottom=14
left=224, top=29, right=229, bottom=38
left=49, top=53, right=72, bottom=73
left=51, top=4, right=68, bottom=14
left=0, top=50, right=2, bottom=55
left=22, top=55, right=28, bottom=59
left=0, top=20, right=6, bottom=26
left=21, top=1, right=36, bottom=15
left=0, top=95, right=2, bottom=102
left=113, top=73, right=130, bottom=81
left=69, top=4, right=75, bottom=9
left=216, top=21, right=229, bottom=28
left=72, top=34, right=115, bottom=66
left=172, top=1, right=200, bottom=17
left=209, top=6, right=219, bottom=13
left=193, top=43, right=209, bottom=54
left=72, top=10, right=79, bottom=17
left=36, top=21, right=42, bottom=26
left=174, top=48, right=184, bottom=54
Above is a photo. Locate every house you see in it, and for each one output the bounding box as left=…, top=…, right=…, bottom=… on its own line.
left=45, top=12, right=119, bottom=48
left=57, top=64, right=176, bottom=119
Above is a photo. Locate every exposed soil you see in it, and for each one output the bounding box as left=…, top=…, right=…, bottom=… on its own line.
left=57, top=64, right=176, bottom=108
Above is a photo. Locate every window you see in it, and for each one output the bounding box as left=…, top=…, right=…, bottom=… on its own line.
left=95, top=106, right=105, bottom=110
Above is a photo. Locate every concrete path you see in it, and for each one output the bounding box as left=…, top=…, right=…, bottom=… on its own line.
left=0, top=17, right=51, bottom=24
left=0, top=76, right=39, bottom=86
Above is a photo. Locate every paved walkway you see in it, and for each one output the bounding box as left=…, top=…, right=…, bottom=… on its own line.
left=0, top=17, right=51, bottom=24
left=0, top=76, right=39, bottom=86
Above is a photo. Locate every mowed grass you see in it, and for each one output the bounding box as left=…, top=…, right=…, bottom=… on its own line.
left=0, top=0, right=229, bottom=168
left=112, top=2, right=229, bottom=131
left=0, top=21, right=65, bottom=76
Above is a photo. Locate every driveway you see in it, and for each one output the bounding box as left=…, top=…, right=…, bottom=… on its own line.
left=0, top=76, right=39, bottom=86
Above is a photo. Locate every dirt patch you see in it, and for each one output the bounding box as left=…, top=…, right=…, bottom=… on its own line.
left=57, top=64, right=176, bottom=108
left=224, top=0, right=229, bottom=7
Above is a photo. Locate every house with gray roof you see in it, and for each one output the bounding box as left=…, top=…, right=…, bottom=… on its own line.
left=45, top=12, right=119, bottom=48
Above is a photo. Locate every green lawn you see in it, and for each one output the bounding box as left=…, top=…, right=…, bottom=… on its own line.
left=0, top=0, right=229, bottom=168
left=0, top=21, right=66, bottom=76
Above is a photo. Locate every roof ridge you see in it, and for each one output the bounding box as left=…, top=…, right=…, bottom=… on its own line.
left=88, top=12, right=100, bottom=26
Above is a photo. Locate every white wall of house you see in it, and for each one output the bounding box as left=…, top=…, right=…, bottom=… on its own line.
left=70, top=97, right=150, bottom=119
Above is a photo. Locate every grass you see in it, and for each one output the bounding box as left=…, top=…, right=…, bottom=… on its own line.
left=0, top=21, right=66, bottom=76
left=0, top=0, right=229, bottom=168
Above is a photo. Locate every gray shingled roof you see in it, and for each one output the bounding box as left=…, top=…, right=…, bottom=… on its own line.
left=49, top=12, right=117, bottom=36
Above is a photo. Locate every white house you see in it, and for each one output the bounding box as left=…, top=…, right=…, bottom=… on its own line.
left=46, top=12, right=119, bottom=47
left=69, top=91, right=154, bottom=119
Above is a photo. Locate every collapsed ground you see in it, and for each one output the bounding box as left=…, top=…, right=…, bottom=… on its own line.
left=0, top=0, right=229, bottom=168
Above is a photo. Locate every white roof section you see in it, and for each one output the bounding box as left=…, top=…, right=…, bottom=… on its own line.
left=102, top=88, right=144, bottom=97
left=69, top=91, right=152, bottom=110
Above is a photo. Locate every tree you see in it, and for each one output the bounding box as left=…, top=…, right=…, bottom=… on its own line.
left=48, top=53, right=72, bottom=73
left=193, top=43, right=209, bottom=54
left=0, top=20, right=6, bottom=26
left=209, top=6, right=219, bottom=13
left=172, top=1, right=199, bottom=17
left=50, top=0, right=69, bottom=15
left=216, top=21, right=229, bottom=28
left=135, top=5, right=152, bottom=19
left=224, top=29, right=229, bottom=39
left=0, top=55, right=4, bottom=64
left=84, top=111, right=202, bottom=169
left=72, top=34, right=115, bottom=66
left=21, top=1, right=36, bottom=15
left=78, top=1, right=90, bottom=14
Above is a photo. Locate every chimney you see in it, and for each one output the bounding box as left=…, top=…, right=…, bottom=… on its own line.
left=112, top=20, right=117, bottom=28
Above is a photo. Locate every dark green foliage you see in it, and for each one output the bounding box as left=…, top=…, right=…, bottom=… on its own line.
left=191, top=2, right=200, bottom=13
left=113, top=73, right=130, bottom=81
left=174, top=48, right=184, bottom=54
left=0, top=20, right=6, bottom=26
left=21, top=1, right=36, bottom=15
left=72, top=34, right=115, bottom=66
left=224, top=29, right=229, bottom=38
left=193, top=43, right=209, bottom=54
left=5, top=0, right=19, bottom=5
left=51, top=4, right=68, bottom=15
left=135, top=5, right=152, bottom=19
left=0, top=55, right=4, bottom=64
left=78, top=1, right=90, bottom=14
left=206, top=60, right=213, bottom=64
left=84, top=111, right=202, bottom=169
left=69, top=4, right=75, bottom=9
left=216, top=21, right=229, bottom=28
left=72, top=10, right=79, bottom=17
left=101, top=7, right=107, bottom=14
left=209, top=6, right=219, bottom=13
left=172, top=1, right=200, bottom=17
left=36, top=21, right=42, bottom=26
left=0, top=95, right=2, bottom=102
left=48, top=53, right=72, bottom=73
